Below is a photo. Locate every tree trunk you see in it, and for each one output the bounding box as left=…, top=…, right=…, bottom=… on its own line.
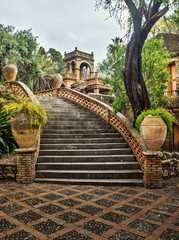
left=123, top=33, right=151, bottom=122
left=122, top=0, right=168, bottom=122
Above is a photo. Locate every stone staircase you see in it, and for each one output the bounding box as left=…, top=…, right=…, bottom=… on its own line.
left=35, top=96, right=143, bottom=186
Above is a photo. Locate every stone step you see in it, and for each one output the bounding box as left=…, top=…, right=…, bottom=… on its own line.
left=36, top=96, right=143, bottom=185
left=39, top=148, right=132, bottom=156
left=44, top=105, right=83, bottom=109
left=42, top=124, right=112, bottom=130
left=45, top=120, right=108, bottom=126
left=37, top=155, right=135, bottom=163
left=35, top=178, right=144, bottom=186
left=40, top=133, right=121, bottom=139
left=36, top=169, right=143, bottom=179
left=40, top=143, right=128, bottom=150
left=46, top=114, right=101, bottom=120
left=42, top=129, right=117, bottom=134
left=40, top=138, right=125, bottom=144
left=36, top=162, right=139, bottom=170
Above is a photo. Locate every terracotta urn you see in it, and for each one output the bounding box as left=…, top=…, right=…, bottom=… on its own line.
left=11, top=112, right=39, bottom=148
left=50, top=73, right=63, bottom=88
left=140, top=115, right=167, bottom=151
left=3, top=64, right=18, bottom=81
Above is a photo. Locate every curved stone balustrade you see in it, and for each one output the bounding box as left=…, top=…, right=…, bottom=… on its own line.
left=6, top=81, right=162, bottom=187
left=35, top=87, right=163, bottom=188
left=5, top=81, right=39, bottom=104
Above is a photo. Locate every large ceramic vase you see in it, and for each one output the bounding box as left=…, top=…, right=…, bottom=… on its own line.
left=3, top=64, right=18, bottom=81
left=50, top=73, right=63, bottom=88
left=11, top=112, right=39, bottom=148
left=140, top=115, right=167, bottom=151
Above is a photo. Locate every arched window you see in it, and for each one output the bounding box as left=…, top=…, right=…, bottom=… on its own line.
left=80, top=63, right=91, bottom=81
left=67, top=63, right=70, bottom=72
left=71, top=61, right=76, bottom=74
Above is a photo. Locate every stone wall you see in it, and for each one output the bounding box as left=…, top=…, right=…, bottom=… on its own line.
left=0, top=164, right=17, bottom=179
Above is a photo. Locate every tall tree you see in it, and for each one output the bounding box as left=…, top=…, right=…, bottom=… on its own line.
left=0, top=24, right=40, bottom=87
left=96, top=0, right=175, bottom=120
left=98, top=37, right=171, bottom=113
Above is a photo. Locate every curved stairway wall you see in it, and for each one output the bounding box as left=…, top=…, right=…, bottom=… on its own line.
left=5, top=81, right=163, bottom=188
left=36, top=96, right=143, bottom=186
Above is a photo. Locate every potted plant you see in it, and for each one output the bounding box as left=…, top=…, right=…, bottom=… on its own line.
left=135, top=108, right=176, bottom=151
left=7, top=98, right=47, bottom=148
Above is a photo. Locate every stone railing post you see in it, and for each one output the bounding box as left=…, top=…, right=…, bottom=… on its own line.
left=16, top=148, right=36, bottom=184
left=143, top=151, right=163, bottom=188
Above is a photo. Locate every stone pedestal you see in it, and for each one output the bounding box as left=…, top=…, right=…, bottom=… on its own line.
left=143, top=151, right=163, bottom=188
left=16, top=148, right=36, bottom=184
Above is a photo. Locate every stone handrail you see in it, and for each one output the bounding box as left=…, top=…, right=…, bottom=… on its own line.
left=5, top=81, right=39, bottom=104
left=35, top=87, right=163, bottom=188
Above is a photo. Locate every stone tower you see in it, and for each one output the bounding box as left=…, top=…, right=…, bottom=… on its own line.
left=63, top=47, right=95, bottom=87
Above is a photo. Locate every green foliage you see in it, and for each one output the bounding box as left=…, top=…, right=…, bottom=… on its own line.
left=32, top=47, right=64, bottom=91
left=135, top=108, right=176, bottom=138
left=0, top=97, right=17, bottom=156
left=7, top=98, right=47, bottom=128
left=0, top=24, right=64, bottom=88
left=0, top=24, right=40, bottom=87
left=47, top=48, right=64, bottom=74
left=142, top=37, right=171, bottom=109
left=97, top=37, right=129, bottom=112
left=98, top=36, right=171, bottom=113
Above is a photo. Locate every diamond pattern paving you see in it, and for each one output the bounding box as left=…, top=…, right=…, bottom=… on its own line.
left=54, top=230, right=93, bottom=240
left=0, top=219, right=16, bottom=232
left=101, top=211, right=128, bottom=224
left=128, top=219, right=158, bottom=234
left=109, top=229, right=145, bottom=240
left=0, top=178, right=178, bottom=240
left=82, top=220, right=112, bottom=235
left=22, top=197, right=46, bottom=206
left=58, top=198, right=82, bottom=207
left=41, top=193, right=63, bottom=200
left=0, top=196, right=8, bottom=204
left=142, top=210, right=170, bottom=223
left=116, top=204, right=141, bottom=214
left=95, top=198, right=116, bottom=207
left=33, top=219, right=64, bottom=236
left=38, top=203, right=64, bottom=214
left=14, top=210, right=42, bottom=224
left=57, top=211, right=86, bottom=223
left=0, top=203, right=24, bottom=214
left=0, top=230, right=39, bottom=240
left=160, top=228, right=179, bottom=240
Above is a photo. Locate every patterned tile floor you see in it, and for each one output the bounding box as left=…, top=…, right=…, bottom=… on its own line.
left=0, top=178, right=178, bottom=240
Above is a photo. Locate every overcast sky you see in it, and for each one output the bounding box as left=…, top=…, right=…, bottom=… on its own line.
left=0, top=0, right=125, bottom=68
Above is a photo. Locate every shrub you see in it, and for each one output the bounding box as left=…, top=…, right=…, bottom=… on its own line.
left=0, top=98, right=17, bottom=156
left=6, top=98, right=47, bottom=128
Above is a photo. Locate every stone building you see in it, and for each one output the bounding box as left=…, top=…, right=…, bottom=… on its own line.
left=157, top=33, right=179, bottom=151
left=62, top=47, right=112, bottom=94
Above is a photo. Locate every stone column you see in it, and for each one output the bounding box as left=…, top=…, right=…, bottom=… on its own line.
left=143, top=151, right=163, bottom=188
left=16, top=148, right=36, bottom=184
